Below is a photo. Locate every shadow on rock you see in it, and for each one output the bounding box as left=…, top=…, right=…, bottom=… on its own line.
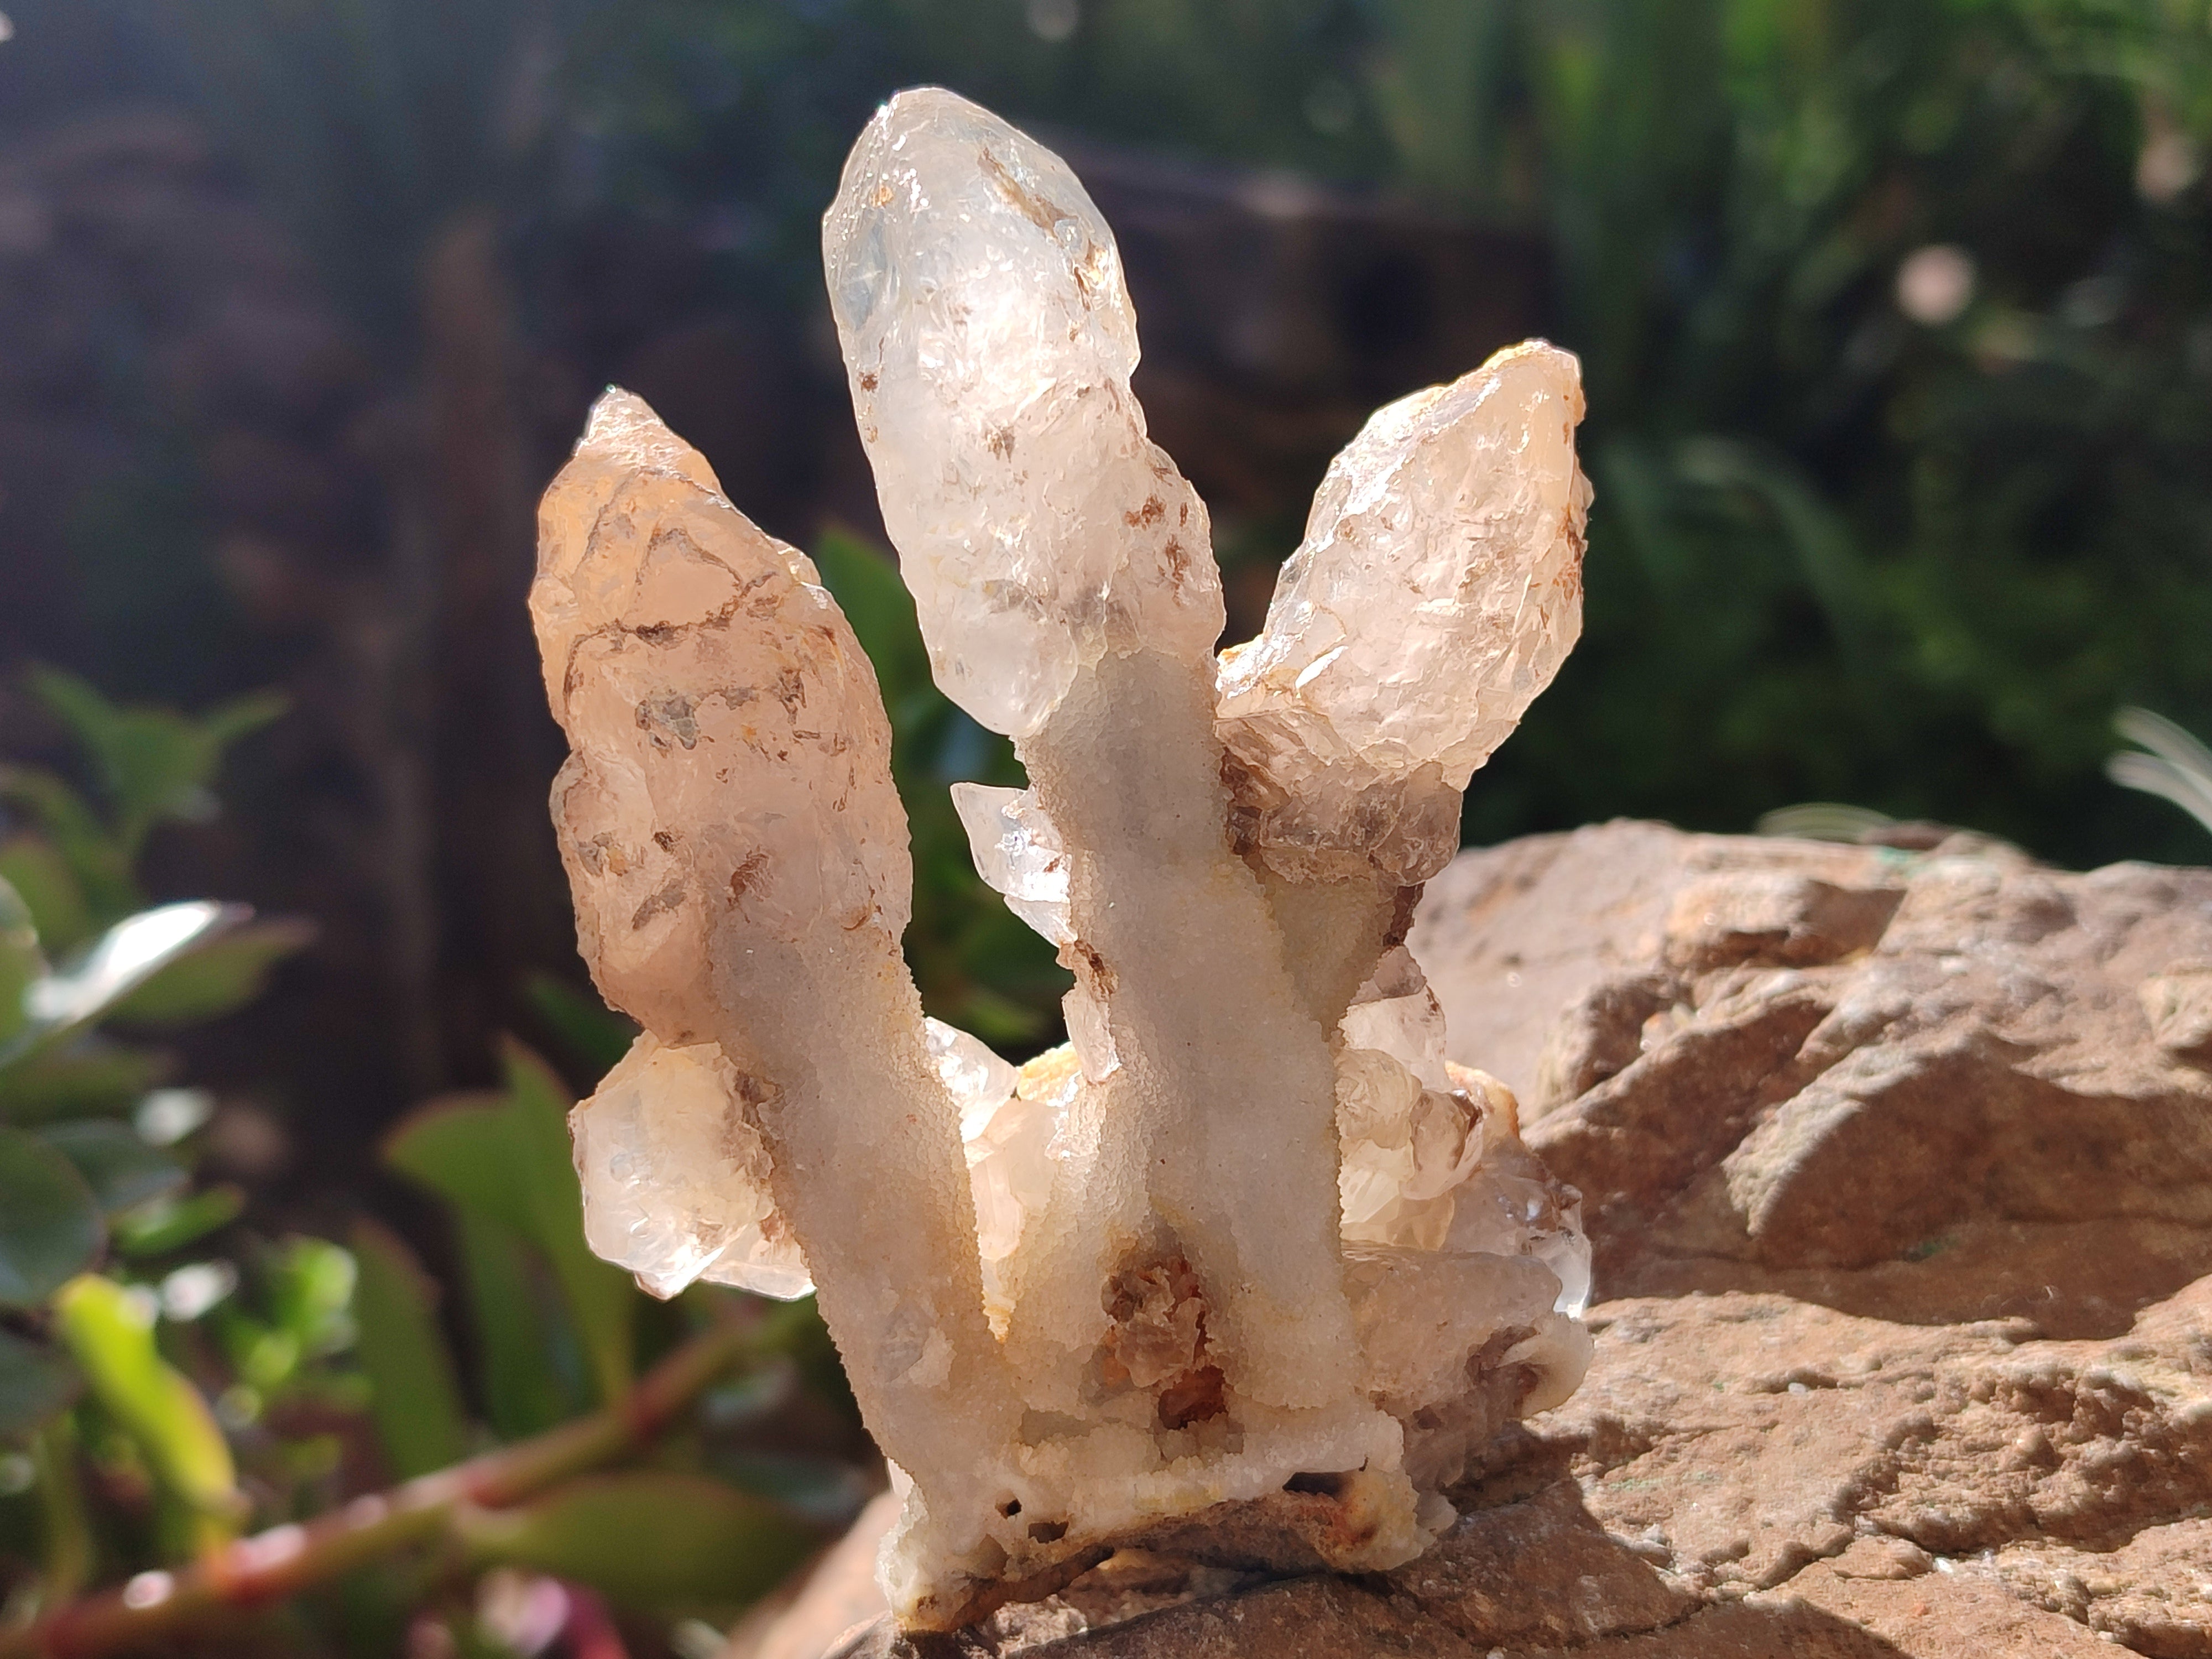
left=813, top=1475, right=1919, bottom=1658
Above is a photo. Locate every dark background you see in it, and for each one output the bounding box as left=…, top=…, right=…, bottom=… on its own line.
left=1, top=0, right=2208, bottom=1192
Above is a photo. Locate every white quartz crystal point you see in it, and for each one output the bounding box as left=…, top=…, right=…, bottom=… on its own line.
left=948, top=782, right=1073, bottom=945
left=824, top=86, right=1224, bottom=738
left=1441, top=1063, right=1594, bottom=1320
left=533, top=389, right=1024, bottom=1626
left=959, top=1044, right=1078, bottom=1331
left=1217, top=341, right=1590, bottom=880
left=924, top=1016, right=1019, bottom=1140
left=1340, top=945, right=1450, bottom=1089
left=572, top=1033, right=812, bottom=1301
left=530, top=387, right=912, bottom=1037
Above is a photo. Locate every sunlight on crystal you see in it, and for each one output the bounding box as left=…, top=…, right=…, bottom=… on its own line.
left=949, top=783, right=1073, bottom=945
left=536, top=86, right=1594, bottom=1632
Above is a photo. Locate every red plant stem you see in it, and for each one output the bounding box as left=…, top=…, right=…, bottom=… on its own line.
left=2, top=1318, right=755, bottom=1659
left=560, top=1583, right=631, bottom=1659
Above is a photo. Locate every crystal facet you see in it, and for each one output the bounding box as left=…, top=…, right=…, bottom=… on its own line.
left=573, top=1033, right=812, bottom=1300
left=949, top=782, right=1074, bottom=945
left=1217, top=344, right=1591, bottom=882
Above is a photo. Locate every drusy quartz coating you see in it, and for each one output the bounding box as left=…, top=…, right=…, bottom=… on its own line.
left=534, top=87, right=1594, bottom=1633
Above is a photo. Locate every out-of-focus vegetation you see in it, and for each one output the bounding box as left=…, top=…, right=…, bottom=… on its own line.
left=578, top=0, right=2212, bottom=867
left=4, top=0, right=2206, bottom=872
left=0, top=677, right=859, bottom=1655
left=2110, top=706, right=2212, bottom=839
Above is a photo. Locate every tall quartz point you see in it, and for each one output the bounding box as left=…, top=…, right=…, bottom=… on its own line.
left=534, top=86, right=1597, bottom=1636
left=1217, top=343, right=1592, bottom=883
left=825, top=85, right=1222, bottom=739
left=531, top=389, right=1022, bottom=1626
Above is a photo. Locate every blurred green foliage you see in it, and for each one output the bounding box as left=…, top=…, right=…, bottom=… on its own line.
left=3, top=0, right=2206, bottom=864
left=711, top=0, right=2206, bottom=869
left=1366, top=0, right=2212, bottom=871
left=0, top=679, right=849, bottom=1654
left=40, top=0, right=2206, bottom=869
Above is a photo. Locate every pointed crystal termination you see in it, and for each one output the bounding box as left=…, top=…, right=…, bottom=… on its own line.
left=949, top=782, right=1073, bottom=945
left=530, top=388, right=1019, bottom=1623
left=1217, top=342, right=1592, bottom=883
left=572, top=1034, right=812, bottom=1300
left=825, top=85, right=1223, bottom=739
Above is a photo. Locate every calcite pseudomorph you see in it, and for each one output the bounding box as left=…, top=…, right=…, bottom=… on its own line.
left=530, top=87, right=1594, bottom=1632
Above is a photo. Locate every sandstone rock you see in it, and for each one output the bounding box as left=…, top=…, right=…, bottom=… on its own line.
left=1989, top=1520, right=2212, bottom=1657
left=1418, top=820, right=2212, bottom=1337
left=747, top=824, right=2212, bottom=1659
left=779, top=1276, right=2209, bottom=1658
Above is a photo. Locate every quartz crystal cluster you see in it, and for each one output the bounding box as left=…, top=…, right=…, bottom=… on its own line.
left=531, top=87, right=1594, bottom=1632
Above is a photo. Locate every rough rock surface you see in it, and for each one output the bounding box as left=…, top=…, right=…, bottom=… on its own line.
left=742, top=823, right=2212, bottom=1659
left=1417, top=819, right=2212, bottom=1337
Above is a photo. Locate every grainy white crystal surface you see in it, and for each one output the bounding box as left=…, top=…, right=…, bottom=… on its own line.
left=535, top=86, right=1595, bottom=1635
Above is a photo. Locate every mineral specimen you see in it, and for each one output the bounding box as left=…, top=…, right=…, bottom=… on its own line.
left=531, top=86, right=1594, bottom=1633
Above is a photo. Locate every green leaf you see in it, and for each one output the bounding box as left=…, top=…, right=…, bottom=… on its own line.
left=31, top=1413, right=93, bottom=1601
left=111, top=1184, right=245, bottom=1257
left=810, top=530, right=972, bottom=789
left=811, top=531, right=932, bottom=707
left=263, top=1235, right=358, bottom=1362
left=25, top=668, right=284, bottom=860
left=0, top=1043, right=170, bottom=1125
left=385, top=1043, right=633, bottom=1405
left=383, top=1091, right=533, bottom=1233
left=216, top=1307, right=299, bottom=1393
left=0, top=766, right=137, bottom=925
left=1, top=902, right=250, bottom=1071
left=523, top=973, right=638, bottom=1080
left=199, top=690, right=291, bottom=753
left=105, top=917, right=315, bottom=1027
left=0, top=874, right=42, bottom=1051
left=0, top=1329, right=80, bottom=1435
left=498, top=1041, right=634, bottom=1404
left=36, top=1121, right=187, bottom=1217
left=349, top=1218, right=471, bottom=1478
left=454, top=1211, right=582, bottom=1441
left=0, top=1127, right=105, bottom=1307
left=457, top=1473, right=815, bottom=1611
left=0, top=834, right=94, bottom=956
left=51, top=1275, right=239, bottom=1526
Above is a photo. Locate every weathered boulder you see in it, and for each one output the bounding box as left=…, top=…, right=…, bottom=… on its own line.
left=1419, top=820, right=2212, bottom=1338
left=740, top=824, right=2212, bottom=1659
